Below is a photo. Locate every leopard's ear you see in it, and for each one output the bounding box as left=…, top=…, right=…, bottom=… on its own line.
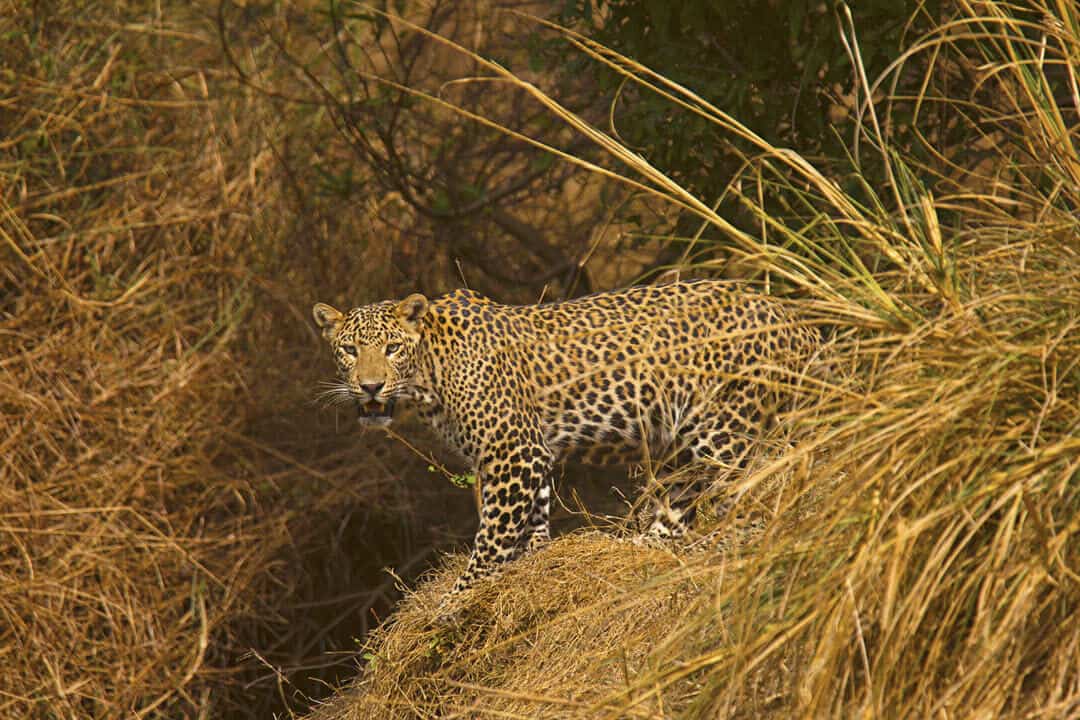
left=312, top=303, right=344, bottom=341
left=394, top=293, right=429, bottom=331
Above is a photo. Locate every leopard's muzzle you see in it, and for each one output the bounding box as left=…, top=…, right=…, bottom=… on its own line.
left=356, top=397, right=396, bottom=426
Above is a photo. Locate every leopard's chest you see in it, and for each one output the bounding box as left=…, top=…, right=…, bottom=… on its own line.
left=410, top=385, right=478, bottom=461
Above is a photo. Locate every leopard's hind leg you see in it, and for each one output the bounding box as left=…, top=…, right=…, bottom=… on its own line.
left=647, top=381, right=763, bottom=539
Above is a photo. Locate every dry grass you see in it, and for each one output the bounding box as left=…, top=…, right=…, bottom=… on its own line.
left=307, top=453, right=827, bottom=720
left=302, top=2, right=1080, bottom=719
left=0, top=2, right=466, bottom=717
left=4, top=0, right=1078, bottom=718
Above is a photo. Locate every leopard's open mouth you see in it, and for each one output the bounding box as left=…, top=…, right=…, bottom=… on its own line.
left=356, top=397, right=396, bottom=426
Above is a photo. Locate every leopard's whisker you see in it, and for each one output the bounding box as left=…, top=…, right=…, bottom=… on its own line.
left=315, top=381, right=356, bottom=408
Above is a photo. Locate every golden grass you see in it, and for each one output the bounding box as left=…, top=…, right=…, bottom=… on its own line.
left=302, top=2, right=1080, bottom=718
left=0, top=2, right=452, bottom=717
left=4, top=0, right=1078, bottom=718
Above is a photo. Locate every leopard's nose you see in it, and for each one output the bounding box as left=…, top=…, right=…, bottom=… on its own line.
left=360, top=382, right=385, bottom=397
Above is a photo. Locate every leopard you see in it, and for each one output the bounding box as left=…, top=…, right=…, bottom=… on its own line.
left=312, top=280, right=821, bottom=610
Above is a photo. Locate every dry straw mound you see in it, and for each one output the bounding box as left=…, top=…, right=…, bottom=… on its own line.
left=311, top=533, right=713, bottom=720
left=308, top=466, right=820, bottom=720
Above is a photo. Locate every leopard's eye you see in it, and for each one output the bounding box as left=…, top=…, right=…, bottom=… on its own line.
left=342, top=345, right=357, bottom=357
left=385, top=342, right=401, bottom=356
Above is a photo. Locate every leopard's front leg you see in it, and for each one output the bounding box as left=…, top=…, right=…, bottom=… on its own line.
left=439, top=439, right=553, bottom=613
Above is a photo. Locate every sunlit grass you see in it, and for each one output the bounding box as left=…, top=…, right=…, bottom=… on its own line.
left=3, top=0, right=1076, bottom=717
left=305, top=2, right=1080, bottom=718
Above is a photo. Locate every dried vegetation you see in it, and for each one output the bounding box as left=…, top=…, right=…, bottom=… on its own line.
left=0, top=2, right=467, bottom=717
left=2, top=1, right=1078, bottom=719
left=305, top=2, right=1080, bottom=719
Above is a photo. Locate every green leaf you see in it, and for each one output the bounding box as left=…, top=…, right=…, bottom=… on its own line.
left=449, top=473, right=477, bottom=488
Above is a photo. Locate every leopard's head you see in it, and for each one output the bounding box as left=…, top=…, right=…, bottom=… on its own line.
left=312, top=294, right=429, bottom=426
